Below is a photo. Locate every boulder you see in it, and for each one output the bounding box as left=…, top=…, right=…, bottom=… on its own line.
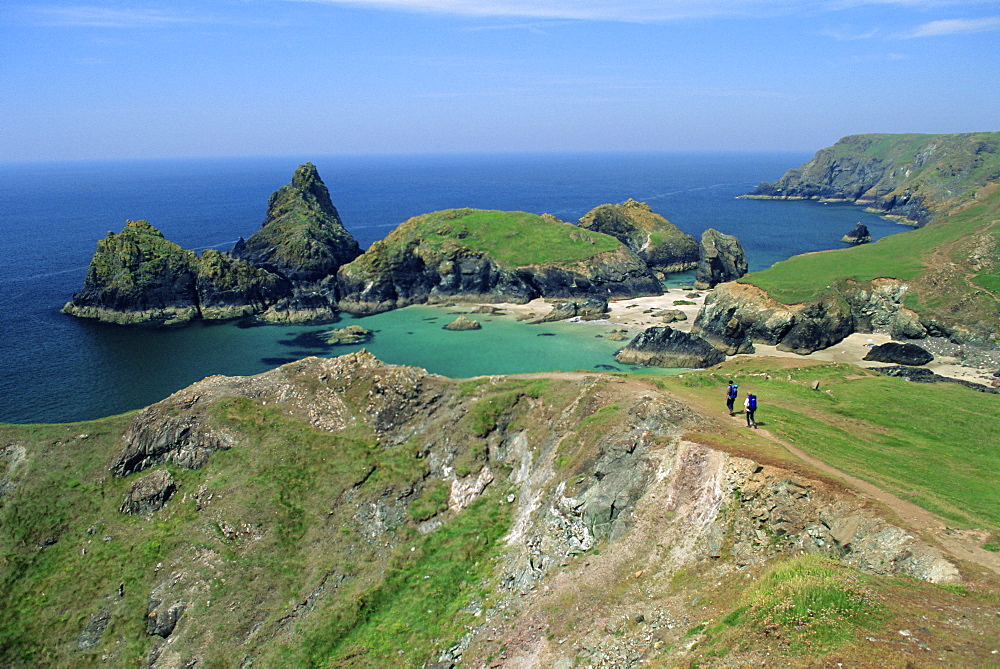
left=146, top=599, right=186, bottom=638
left=615, top=326, right=726, bottom=368
left=842, top=222, right=872, bottom=244
left=538, top=296, right=609, bottom=322
left=863, top=342, right=933, bottom=366
left=120, top=469, right=176, bottom=516
left=694, top=229, right=748, bottom=289
left=659, top=309, right=687, bottom=323
left=443, top=315, right=481, bottom=331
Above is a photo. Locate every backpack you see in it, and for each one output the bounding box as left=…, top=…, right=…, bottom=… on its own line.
left=747, top=394, right=757, bottom=410
left=728, top=384, right=738, bottom=399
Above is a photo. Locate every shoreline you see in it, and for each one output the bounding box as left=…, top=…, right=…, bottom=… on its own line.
left=470, top=288, right=998, bottom=388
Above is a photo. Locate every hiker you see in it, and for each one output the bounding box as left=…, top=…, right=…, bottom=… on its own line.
left=726, top=381, right=738, bottom=416
left=744, top=393, right=757, bottom=428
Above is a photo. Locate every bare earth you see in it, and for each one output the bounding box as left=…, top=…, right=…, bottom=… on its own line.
left=477, top=287, right=997, bottom=386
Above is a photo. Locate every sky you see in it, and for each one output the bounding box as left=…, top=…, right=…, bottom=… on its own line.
left=1, top=0, right=998, bottom=161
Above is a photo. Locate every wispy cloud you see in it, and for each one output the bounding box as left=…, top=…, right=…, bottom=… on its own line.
left=27, top=6, right=201, bottom=28
left=900, top=15, right=1000, bottom=37
left=286, top=0, right=805, bottom=22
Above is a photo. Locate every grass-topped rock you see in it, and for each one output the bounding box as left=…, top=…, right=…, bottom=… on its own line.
left=336, top=208, right=661, bottom=314
left=63, top=220, right=289, bottom=325
left=578, top=198, right=700, bottom=273
left=231, top=162, right=362, bottom=282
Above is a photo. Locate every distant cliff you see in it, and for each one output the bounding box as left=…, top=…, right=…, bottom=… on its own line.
left=337, top=208, right=662, bottom=314
left=744, top=132, right=1000, bottom=226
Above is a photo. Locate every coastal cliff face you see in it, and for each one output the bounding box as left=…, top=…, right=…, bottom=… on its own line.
left=336, top=208, right=662, bottom=314
left=694, top=228, right=748, bottom=289
left=3, top=354, right=986, bottom=668
left=62, top=220, right=289, bottom=325
left=745, top=132, right=1000, bottom=225
left=578, top=199, right=700, bottom=273
left=693, top=279, right=938, bottom=355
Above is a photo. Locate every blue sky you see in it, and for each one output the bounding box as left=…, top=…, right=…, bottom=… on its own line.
left=2, top=0, right=998, bottom=161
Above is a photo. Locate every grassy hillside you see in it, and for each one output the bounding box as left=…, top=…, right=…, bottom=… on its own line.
left=739, top=186, right=1000, bottom=332
left=659, top=358, right=1000, bottom=530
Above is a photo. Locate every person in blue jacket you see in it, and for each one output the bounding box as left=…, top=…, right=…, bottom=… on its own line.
left=726, top=381, right=738, bottom=416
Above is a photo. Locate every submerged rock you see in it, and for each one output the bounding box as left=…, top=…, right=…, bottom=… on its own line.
left=443, top=315, right=482, bottom=331
left=842, top=222, right=873, bottom=244
left=615, top=326, right=725, bottom=368
left=694, top=229, right=748, bottom=289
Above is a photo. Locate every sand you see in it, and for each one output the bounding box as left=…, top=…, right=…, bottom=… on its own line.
left=472, top=288, right=998, bottom=388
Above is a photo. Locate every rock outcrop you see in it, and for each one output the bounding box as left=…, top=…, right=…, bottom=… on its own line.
left=443, top=315, right=481, bottom=331
left=842, top=222, right=872, bottom=244
left=336, top=208, right=661, bottom=314
left=578, top=199, right=700, bottom=273
left=120, top=469, right=176, bottom=516
left=863, top=341, right=934, bottom=366
left=537, top=296, right=609, bottom=322
left=743, top=132, right=1000, bottom=225
left=62, top=220, right=289, bottom=325
left=693, top=228, right=748, bottom=289
left=231, top=162, right=362, bottom=282
left=615, top=326, right=726, bottom=368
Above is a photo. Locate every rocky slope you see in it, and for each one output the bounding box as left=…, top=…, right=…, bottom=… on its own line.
left=336, top=208, right=662, bottom=314
left=2, top=354, right=995, bottom=668
left=744, top=132, right=1000, bottom=226
left=577, top=199, right=700, bottom=274
left=62, top=220, right=290, bottom=325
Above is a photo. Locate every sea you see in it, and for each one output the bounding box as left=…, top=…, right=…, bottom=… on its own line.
left=0, top=152, right=909, bottom=424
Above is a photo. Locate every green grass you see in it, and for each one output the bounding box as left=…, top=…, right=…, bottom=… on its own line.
left=741, top=189, right=1000, bottom=305
left=381, top=208, right=622, bottom=269
left=662, top=360, right=1000, bottom=530
left=710, top=555, right=883, bottom=655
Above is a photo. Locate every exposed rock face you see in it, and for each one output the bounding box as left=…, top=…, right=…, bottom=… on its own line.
left=693, top=279, right=940, bottom=355
left=615, top=326, right=726, bottom=368
left=120, top=469, right=176, bottom=515
left=842, top=222, right=872, bottom=244
left=743, top=132, right=1000, bottom=225
left=863, top=341, right=934, bottom=366
left=337, top=209, right=661, bottom=314
left=694, top=228, right=747, bottom=289
left=231, top=163, right=362, bottom=282
left=111, top=403, right=236, bottom=477
left=443, top=315, right=481, bottom=330
left=578, top=199, right=700, bottom=273
left=538, top=296, right=609, bottom=322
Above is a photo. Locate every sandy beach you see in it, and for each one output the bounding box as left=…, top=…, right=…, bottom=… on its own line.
left=473, top=288, right=998, bottom=388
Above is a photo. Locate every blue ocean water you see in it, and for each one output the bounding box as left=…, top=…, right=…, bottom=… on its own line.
left=0, top=152, right=908, bottom=424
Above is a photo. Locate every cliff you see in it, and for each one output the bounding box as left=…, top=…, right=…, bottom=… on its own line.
left=3, top=354, right=997, bottom=667
left=62, top=220, right=289, bottom=325
left=744, top=132, right=1000, bottom=226
left=336, top=208, right=662, bottom=314
left=578, top=199, right=700, bottom=273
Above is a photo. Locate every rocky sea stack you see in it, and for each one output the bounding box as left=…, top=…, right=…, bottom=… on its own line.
left=578, top=199, right=700, bottom=274
left=842, top=222, right=872, bottom=244
left=694, top=228, right=748, bottom=289
left=62, top=220, right=289, bottom=325
left=231, top=162, right=362, bottom=282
